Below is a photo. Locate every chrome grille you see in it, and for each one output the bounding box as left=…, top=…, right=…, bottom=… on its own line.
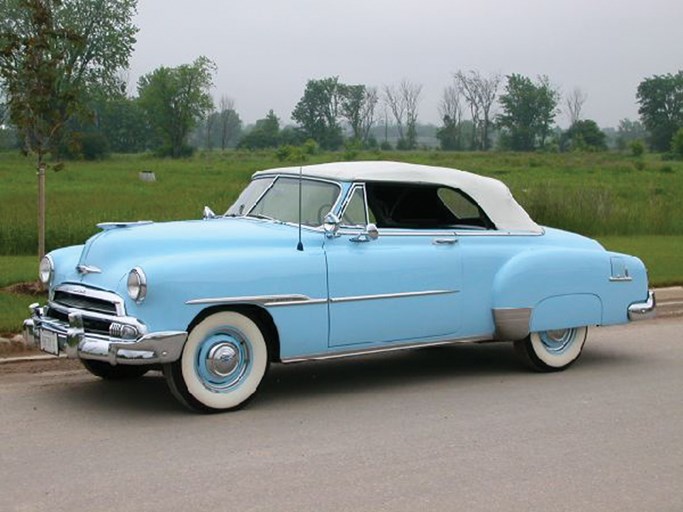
left=53, top=290, right=119, bottom=315
left=46, top=306, right=112, bottom=335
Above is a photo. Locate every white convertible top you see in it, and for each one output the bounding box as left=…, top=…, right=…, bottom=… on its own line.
left=253, top=161, right=542, bottom=233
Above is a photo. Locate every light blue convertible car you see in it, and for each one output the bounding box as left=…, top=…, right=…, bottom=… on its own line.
left=24, top=161, right=655, bottom=412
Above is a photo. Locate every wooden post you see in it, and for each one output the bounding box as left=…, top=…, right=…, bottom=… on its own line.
left=37, top=161, right=46, bottom=260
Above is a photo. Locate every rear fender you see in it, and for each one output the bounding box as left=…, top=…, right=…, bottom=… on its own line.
left=492, top=248, right=608, bottom=339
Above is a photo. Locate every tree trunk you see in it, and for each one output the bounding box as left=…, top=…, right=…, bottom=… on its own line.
left=37, top=158, right=46, bottom=260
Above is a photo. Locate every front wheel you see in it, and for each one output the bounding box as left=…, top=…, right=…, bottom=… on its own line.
left=514, top=326, right=588, bottom=372
left=163, top=311, right=269, bottom=413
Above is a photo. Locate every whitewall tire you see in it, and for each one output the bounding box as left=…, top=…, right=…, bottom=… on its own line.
left=164, top=311, right=269, bottom=412
left=514, top=326, right=588, bottom=372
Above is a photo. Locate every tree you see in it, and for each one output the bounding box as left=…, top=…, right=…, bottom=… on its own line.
left=237, top=109, right=280, bottom=149
left=339, top=84, right=377, bottom=146
left=672, top=127, right=683, bottom=159
left=497, top=74, right=560, bottom=151
left=615, top=118, right=648, bottom=151
left=565, top=87, right=587, bottom=125
left=636, top=71, right=683, bottom=152
left=138, top=56, right=215, bottom=158
left=292, top=77, right=343, bottom=150
left=95, top=95, right=150, bottom=153
left=383, top=80, right=422, bottom=149
left=437, top=83, right=464, bottom=150
left=560, top=119, right=607, bottom=152
left=0, top=0, right=137, bottom=258
left=454, top=71, right=501, bottom=150
left=217, top=96, right=241, bottom=150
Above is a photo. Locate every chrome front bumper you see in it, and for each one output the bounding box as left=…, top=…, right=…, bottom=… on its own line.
left=628, top=290, right=656, bottom=321
left=23, top=304, right=187, bottom=366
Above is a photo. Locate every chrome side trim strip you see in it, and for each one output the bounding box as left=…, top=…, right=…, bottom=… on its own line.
left=185, top=294, right=326, bottom=307
left=187, top=289, right=457, bottom=307
left=281, top=335, right=493, bottom=363
left=330, top=289, right=456, bottom=304
left=493, top=307, right=532, bottom=340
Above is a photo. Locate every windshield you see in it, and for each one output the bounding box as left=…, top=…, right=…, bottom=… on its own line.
left=226, top=176, right=341, bottom=226
left=226, top=178, right=273, bottom=217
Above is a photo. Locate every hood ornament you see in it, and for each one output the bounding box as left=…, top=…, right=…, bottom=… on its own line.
left=76, top=264, right=102, bottom=275
left=97, top=221, right=153, bottom=231
left=203, top=206, right=217, bottom=220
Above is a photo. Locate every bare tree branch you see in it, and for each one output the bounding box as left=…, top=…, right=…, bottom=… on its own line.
left=566, top=86, right=587, bottom=125
left=454, top=70, right=500, bottom=150
left=383, top=80, right=422, bottom=148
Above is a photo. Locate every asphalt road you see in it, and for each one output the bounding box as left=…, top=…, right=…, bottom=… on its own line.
left=1, top=317, right=681, bottom=512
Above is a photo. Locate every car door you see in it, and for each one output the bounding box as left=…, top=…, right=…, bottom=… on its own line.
left=324, top=184, right=462, bottom=347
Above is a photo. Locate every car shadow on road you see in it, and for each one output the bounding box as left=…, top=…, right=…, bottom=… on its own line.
left=257, top=342, right=570, bottom=406
left=41, top=370, right=184, bottom=415
left=48, top=340, right=644, bottom=415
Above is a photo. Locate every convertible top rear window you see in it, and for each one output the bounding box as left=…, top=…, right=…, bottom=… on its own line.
left=364, top=182, right=493, bottom=230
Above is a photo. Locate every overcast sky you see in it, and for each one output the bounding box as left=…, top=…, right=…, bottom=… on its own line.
left=128, top=0, right=683, bottom=128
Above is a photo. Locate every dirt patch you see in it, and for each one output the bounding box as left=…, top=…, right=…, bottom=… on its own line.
left=0, top=357, right=83, bottom=375
left=2, top=281, right=46, bottom=296
left=0, top=342, right=38, bottom=357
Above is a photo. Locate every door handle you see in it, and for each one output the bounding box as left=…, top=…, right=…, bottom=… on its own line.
left=432, top=238, right=458, bottom=245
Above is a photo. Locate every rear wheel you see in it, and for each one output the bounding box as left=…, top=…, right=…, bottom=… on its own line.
left=514, top=326, right=588, bottom=372
left=163, top=311, right=269, bottom=413
left=81, top=359, right=150, bottom=380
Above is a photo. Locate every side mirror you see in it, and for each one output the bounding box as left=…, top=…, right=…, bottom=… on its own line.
left=350, top=223, right=379, bottom=243
left=323, top=213, right=340, bottom=238
left=203, top=206, right=216, bottom=220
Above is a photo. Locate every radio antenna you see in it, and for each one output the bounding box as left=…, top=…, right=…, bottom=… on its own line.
left=296, top=165, right=304, bottom=251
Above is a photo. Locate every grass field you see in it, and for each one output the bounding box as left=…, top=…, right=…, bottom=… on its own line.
left=1, top=150, right=682, bottom=254
left=1, top=149, right=681, bottom=334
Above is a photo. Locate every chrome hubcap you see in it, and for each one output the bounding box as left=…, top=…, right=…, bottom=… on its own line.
left=195, top=330, right=251, bottom=392
left=206, top=343, right=240, bottom=377
left=539, top=328, right=576, bottom=354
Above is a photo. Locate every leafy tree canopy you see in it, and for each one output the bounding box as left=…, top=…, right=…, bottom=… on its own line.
left=497, top=74, right=559, bottom=151
left=636, top=71, right=683, bottom=152
left=237, top=109, right=281, bottom=150
left=0, top=0, right=137, bottom=158
left=560, top=119, right=607, bottom=152
left=137, top=56, right=215, bottom=158
left=292, top=76, right=343, bottom=150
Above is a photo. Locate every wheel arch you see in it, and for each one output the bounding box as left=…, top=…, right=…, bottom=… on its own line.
left=187, top=304, right=281, bottom=363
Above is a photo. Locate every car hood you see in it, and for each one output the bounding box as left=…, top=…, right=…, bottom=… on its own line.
left=71, top=217, right=305, bottom=287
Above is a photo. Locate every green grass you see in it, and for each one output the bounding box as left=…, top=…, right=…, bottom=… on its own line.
left=597, top=235, right=683, bottom=288
left=1, top=150, right=683, bottom=255
left=0, top=255, right=43, bottom=335
left=0, top=255, right=38, bottom=287
left=0, top=292, right=37, bottom=336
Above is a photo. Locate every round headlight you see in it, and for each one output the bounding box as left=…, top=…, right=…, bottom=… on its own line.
left=127, top=267, right=147, bottom=303
left=39, top=255, right=54, bottom=285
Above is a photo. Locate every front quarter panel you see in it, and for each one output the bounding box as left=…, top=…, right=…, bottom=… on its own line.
left=119, top=238, right=330, bottom=358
